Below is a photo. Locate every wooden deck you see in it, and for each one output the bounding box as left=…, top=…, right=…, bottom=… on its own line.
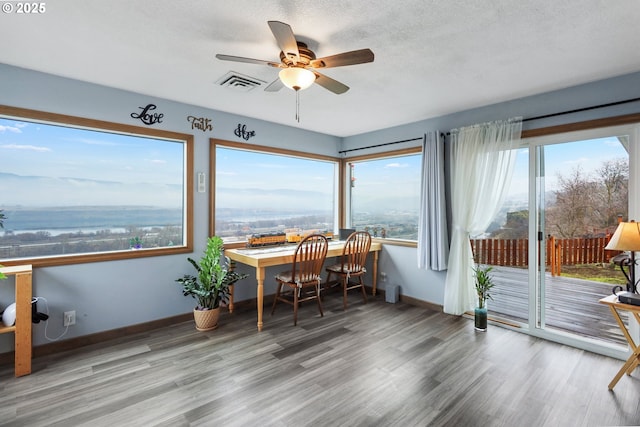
left=488, top=266, right=627, bottom=347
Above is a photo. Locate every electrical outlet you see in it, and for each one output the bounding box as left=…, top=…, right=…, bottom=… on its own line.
left=63, top=310, right=76, bottom=326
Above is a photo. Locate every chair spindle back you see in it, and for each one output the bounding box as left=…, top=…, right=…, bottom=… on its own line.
left=342, top=231, right=372, bottom=272
left=292, top=234, right=329, bottom=283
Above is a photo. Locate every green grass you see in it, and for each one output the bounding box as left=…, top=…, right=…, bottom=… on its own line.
left=560, top=264, right=627, bottom=285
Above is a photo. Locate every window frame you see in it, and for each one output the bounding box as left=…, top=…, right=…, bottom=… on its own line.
left=210, top=139, right=340, bottom=248
left=343, top=146, right=422, bottom=247
left=0, top=105, right=194, bottom=268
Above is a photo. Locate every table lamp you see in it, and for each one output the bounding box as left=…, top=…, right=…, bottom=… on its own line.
left=605, top=220, right=640, bottom=295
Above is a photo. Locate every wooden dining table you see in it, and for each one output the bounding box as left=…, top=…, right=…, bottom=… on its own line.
left=225, top=240, right=382, bottom=331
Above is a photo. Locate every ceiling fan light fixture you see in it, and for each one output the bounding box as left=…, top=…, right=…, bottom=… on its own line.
left=279, top=67, right=315, bottom=91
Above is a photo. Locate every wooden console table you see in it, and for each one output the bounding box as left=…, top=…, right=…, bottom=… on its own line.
left=599, top=294, right=640, bottom=390
left=0, top=265, right=32, bottom=377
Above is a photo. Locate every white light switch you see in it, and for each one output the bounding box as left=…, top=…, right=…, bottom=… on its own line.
left=197, top=172, right=206, bottom=193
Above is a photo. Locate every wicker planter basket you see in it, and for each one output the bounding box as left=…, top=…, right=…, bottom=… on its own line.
left=193, top=307, right=220, bottom=331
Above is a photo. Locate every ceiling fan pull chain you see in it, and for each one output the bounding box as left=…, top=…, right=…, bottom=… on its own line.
left=296, top=89, right=301, bottom=123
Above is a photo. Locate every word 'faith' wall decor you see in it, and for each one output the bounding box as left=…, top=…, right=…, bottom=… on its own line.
left=187, top=116, right=213, bottom=132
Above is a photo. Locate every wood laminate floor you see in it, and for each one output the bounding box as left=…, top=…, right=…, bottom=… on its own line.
left=1, top=293, right=639, bottom=427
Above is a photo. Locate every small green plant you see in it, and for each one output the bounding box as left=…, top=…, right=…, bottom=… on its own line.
left=474, top=265, right=495, bottom=309
left=176, top=236, right=248, bottom=310
left=129, top=236, right=143, bottom=249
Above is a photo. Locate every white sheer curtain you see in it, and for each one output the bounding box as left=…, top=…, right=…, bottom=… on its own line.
left=417, top=131, right=448, bottom=271
left=443, top=118, right=522, bottom=315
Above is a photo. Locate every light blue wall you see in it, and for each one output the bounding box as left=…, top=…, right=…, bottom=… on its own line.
left=0, top=63, right=340, bottom=351
left=2, top=62, right=640, bottom=353
left=341, top=71, right=640, bottom=307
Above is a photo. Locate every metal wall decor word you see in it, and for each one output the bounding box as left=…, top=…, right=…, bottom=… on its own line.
left=130, top=103, right=164, bottom=125
left=234, top=123, right=255, bottom=141
left=187, top=116, right=213, bottom=132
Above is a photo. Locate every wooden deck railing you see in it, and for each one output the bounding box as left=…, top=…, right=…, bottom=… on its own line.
left=471, top=238, right=529, bottom=267
left=471, top=235, right=618, bottom=276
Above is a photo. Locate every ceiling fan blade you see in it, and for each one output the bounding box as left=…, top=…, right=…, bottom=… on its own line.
left=309, top=48, right=374, bottom=69
left=312, top=71, right=349, bottom=94
left=267, top=21, right=300, bottom=64
left=215, top=54, right=282, bottom=68
left=264, top=77, right=284, bottom=92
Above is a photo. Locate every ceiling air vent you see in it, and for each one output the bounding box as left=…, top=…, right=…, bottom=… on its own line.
left=216, top=71, right=266, bottom=92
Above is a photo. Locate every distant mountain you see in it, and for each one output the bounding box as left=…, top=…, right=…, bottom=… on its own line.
left=215, top=186, right=332, bottom=211
left=352, top=194, right=419, bottom=215
left=0, top=172, right=182, bottom=207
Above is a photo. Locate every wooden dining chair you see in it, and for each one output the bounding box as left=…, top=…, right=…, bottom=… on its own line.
left=271, top=234, right=329, bottom=326
left=325, top=231, right=372, bottom=310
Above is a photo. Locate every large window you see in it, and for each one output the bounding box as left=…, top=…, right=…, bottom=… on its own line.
left=212, top=139, right=338, bottom=244
left=347, top=148, right=422, bottom=241
left=0, top=106, right=193, bottom=267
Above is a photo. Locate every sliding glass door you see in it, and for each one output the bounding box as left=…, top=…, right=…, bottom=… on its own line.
left=534, top=130, right=630, bottom=350
left=486, top=123, right=638, bottom=356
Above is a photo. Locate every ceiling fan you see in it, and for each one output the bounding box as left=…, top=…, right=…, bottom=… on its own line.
left=215, top=21, right=374, bottom=95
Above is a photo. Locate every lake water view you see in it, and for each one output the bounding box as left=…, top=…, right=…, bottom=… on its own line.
left=0, top=206, right=183, bottom=234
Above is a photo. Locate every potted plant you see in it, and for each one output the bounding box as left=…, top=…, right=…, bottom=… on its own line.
left=129, top=236, right=143, bottom=249
left=176, top=236, right=248, bottom=331
left=473, top=264, right=495, bottom=331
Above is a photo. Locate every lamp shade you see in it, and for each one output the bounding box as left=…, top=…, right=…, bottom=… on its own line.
left=279, top=67, right=316, bottom=91
left=605, top=221, right=640, bottom=251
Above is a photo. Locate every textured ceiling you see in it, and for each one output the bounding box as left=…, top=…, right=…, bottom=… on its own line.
left=2, top=0, right=640, bottom=137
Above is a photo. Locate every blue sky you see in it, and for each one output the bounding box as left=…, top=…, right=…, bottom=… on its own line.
left=350, top=155, right=422, bottom=212
left=509, top=136, right=628, bottom=197
left=216, top=148, right=422, bottom=194
left=216, top=147, right=334, bottom=193
left=215, top=147, right=336, bottom=211
left=2, top=116, right=626, bottom=211
left=0, top=118, right=183, bottom=184
left=0, top=118, right=184, bottom=207
left=215, top=148, right=422, bottom=213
